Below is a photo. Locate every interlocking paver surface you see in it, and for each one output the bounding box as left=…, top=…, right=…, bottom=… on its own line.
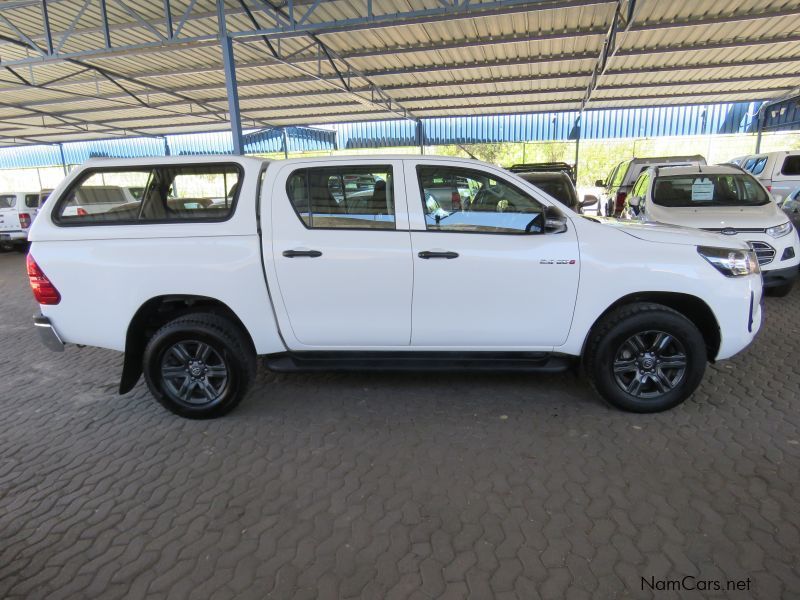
left=0, top=250, right=798, bottom=599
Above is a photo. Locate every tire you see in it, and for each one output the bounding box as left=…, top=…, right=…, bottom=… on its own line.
left=584, top=302, right=707, bottom=413
left=142, top=312, right=256, bottom=419
left=14, top=242, right=29, bottom=253
left=765, top=281, right=794, bottom=297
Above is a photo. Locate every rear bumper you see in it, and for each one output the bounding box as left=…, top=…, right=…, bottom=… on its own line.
left=762, top=264, right=799, bottom=288
left=0, top=230, right=27, bottom=243
left=33, top=314, right=65, bottom=352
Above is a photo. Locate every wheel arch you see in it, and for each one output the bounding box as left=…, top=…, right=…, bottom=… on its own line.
left=120, top=295, right=256, bottom=394
left=581, top=292, right=721, bottom=362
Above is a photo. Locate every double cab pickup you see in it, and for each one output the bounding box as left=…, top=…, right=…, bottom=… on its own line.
left=27, top=155, right=763, bottom=417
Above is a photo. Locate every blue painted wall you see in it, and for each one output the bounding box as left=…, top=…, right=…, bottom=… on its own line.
left=0, top=101, right=785, bottom=170
left=335, top=102, right=764, bottom=149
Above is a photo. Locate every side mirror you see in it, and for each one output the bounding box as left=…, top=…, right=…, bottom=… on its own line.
left=595, top=179, right=605, bottom=187
left=580, top=194, right=598, bottom=209
left=544, top=205, right=568, bottom=234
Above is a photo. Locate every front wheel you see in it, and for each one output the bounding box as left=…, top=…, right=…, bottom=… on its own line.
left=143, top=313, right=256, bottom=418
left=584, top=303, right=707, bottom=413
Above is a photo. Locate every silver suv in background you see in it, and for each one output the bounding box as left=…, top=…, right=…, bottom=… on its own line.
left=597, top=155, right=706, bottom=217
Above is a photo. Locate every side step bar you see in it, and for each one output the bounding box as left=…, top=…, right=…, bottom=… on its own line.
left=264, top=351, right=574, bottom=373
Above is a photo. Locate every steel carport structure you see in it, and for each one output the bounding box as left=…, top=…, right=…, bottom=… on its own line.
left=0, top=0, right=798, bottom=151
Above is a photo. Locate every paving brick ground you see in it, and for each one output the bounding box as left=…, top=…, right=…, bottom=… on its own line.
left=0, top=250, right=798, bottom=599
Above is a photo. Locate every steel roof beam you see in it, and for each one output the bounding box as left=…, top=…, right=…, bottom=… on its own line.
left=33, top=78, right=794, bottom=130
left=232, top=0, right=419, bottom=123
left=0, top=0, right=611, bottom=68
left=0, top=22, right=283, bottom=131
left=75, top=87, right=787, bottom=130
left=580, top=0, right=635, bottom=111
left=0, top=0, right=797, bottom=69
left=229, top=0, right=612, bottom=40
left=1, top=27, right=797, bottom=96
left=227, top=2, right=800, bottom=41
left=8, top=53, right=800, bottom=117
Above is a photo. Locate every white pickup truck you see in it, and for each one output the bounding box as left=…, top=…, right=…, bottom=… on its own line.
left=27, top=155, right=763, bottom=418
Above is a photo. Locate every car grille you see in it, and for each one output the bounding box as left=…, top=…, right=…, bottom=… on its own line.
left=748, top=241, right=776, bottom=265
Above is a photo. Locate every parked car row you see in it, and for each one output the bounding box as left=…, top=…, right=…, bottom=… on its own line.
left=518, top=152, right=800, bottom=297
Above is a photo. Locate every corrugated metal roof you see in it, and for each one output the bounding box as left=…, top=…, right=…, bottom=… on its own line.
left=0, top=0, right=798, bottom=146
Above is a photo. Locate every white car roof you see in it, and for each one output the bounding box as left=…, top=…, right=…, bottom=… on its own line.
left=82, top=153, right=500, bottom=169
left=84, top=155, right=269, bottom=168
left=653, top=165, right=744, bottom=176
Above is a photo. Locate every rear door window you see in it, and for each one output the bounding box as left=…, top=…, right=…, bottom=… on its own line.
left=25, top=194, right=39, bottom=208
left=0, top=195, right=15, bottom=209
left=781, top=155, right=800, bottom=176
left=286, top=166, right=395, bottom=229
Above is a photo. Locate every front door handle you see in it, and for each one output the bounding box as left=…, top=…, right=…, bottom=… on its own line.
left=418, top=250, right=459, bottom=259
left=283, top=249, right=322, bottom=258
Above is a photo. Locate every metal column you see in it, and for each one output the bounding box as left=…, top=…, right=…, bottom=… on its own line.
left=217, top=0, right=244, bottom=155
left=573, top=115, right=581, bottom=181
left=58, top=142, right=67, bottom=175
left=755, top=106, right=765, bottom=153
left=282, top=128, right=289, bottom=158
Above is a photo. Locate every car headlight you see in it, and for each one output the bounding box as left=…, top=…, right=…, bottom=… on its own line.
left=765, top=221, right=793, bottom=238
left=697, top=246, right=760, bottom=277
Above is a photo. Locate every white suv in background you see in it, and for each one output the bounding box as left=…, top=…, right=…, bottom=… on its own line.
left=622, top=164, right=800, bottom=296
left=733, top=150, right=800, bottom=203
left=0, top=191, right=39, bottom=250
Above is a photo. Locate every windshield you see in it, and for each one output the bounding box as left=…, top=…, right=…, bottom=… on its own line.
left=653, top=174, right=770, bottom=208
left=529, top=179, right=577, bottom=209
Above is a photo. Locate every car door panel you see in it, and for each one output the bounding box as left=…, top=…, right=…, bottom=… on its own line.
left=405, top=160, right=581, bottom=348
left=409, top=229, right=580, bottom=347
left=268, top=160, right=413, bottom=348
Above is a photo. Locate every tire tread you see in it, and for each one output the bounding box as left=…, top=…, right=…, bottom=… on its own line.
left=143, top=312, right=256, bottom=418
left=584, top=302, right=705, bottom=412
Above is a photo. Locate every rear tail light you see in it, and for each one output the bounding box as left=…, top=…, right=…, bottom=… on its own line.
left=19, top=212, right=31, bottom=229
left=451, top=191, right=461, bottom=210
left=26, top=255, right=61, bottom=305
left=76, top=207, right=88, bottom=216
left=615, top=191, right=627, bottom=213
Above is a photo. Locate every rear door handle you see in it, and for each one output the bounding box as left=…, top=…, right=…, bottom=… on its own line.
left=418, top=250, right=459, bottom=259
left=283, top=249, right=322, bottom=258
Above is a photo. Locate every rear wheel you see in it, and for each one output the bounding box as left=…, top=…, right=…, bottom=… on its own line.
left=585, top=303, right=707, bottom=413
left=143, top=312, right=256, bottom=418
